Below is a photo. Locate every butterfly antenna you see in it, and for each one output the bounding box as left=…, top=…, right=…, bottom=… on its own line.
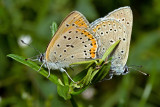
left=21, top=40, right=42, bottom=61
left=21, top=40, right=41, bottom=55
left=128, top=67, right=150, bottom=76
left=129, top=65, right=143, bottom=68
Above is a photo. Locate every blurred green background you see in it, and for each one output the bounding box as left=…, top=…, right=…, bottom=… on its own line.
left=0, top=0, right=160, bottom=107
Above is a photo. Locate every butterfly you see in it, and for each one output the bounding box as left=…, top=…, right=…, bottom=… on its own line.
left=90, top=6, right=133, bottom=79
left=38, top=11, right=98, bottom=81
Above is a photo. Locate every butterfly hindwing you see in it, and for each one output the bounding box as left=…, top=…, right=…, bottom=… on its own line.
left=91, top=19, right=128, bottom=71
left=105, top=6, right=133, bottom=43
left=90, top=7, right=133, bottom=75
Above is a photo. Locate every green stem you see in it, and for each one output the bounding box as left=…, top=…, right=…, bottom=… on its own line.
left=70, top=96, right=78, bottom=107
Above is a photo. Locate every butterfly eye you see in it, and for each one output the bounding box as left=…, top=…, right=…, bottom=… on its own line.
left=39, top=54, right=44, bottom=62
left=123, top=67, right=128, bottom=74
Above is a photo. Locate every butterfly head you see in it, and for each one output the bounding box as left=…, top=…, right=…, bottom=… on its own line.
left=110, top=64, right=129, bottom=75
left=122, top=65, right=129, bottom=75
left=38, top=53, right=45, bottom=63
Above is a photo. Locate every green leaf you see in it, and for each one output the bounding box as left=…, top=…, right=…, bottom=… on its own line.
left=57, top=85, right=71, bottom=100
left=97, top=62, right=111, bottom=82
left=82, top=67, right=94, bottom=85
left=58, top=79, right=64, bottom=86
left=92, top=60, right=111, bottom=83
left=71, top=86, right=89, bottom=95
left=72, top=69, right=88, bottom=82
left=70, top=59, right=98, bottom=65
left=7, top=54, right=60, bottom=85
left=62, top=73, right=69, bottom=85
left=89, top=69, right=99, bottom=82
left=101, top=40, right=120, bottom=62
left=50, top=22, right=58, bottom=36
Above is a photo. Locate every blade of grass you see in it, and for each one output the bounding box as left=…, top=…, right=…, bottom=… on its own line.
left=99, top=40, right=120, bottom=65
left=7, top=54, right=60, bottom=85
left=83, top=67, right=94, bottom=85
left=50, top=22, right=57, bottom=36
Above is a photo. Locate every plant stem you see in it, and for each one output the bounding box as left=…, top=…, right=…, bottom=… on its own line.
left=70, top=96, right=78, bottom=107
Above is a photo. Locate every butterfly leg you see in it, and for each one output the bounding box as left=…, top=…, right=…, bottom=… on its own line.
left=69, top=66, right=74, bottom=71
left=60, top=68, right=75, bottom=83
left=104, top=73, right=113, bottom=80
left=108, top=73, right=113, bottom=80
left=38, top=62, right=45, bottom=72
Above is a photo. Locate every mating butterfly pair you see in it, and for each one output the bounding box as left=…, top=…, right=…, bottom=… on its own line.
left=38, top=6, right=133, bottom=81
